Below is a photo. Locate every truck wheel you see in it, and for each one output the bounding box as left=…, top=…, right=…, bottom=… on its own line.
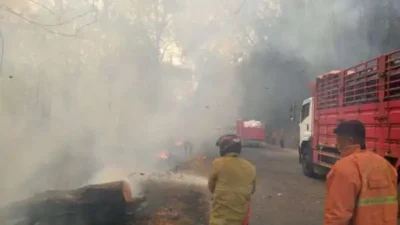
left=301, top=152, right=316, bottom=178
left=298, top=148, right=302, bottom=163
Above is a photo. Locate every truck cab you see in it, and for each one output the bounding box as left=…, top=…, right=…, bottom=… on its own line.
left=299, top=97, right=313, bottom=150
left=298, top=97, right=317, bottom=176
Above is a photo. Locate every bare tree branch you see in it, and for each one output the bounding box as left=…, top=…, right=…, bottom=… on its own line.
left=75, top=15, right=98, bottom=33
left=76, top=1, right=98, bottom=34
left=0, top=2, right=98, bottom=37
left=31, top=25, right=82, bottom=37
left=138, top=18, right=156, bottom=46
left=130, top=0, right=154, bottom=43
left=234, top=0, right=247, bottom=14
left=132, top=0, right=163, bottom=50
left=27, top=0, right=57, bottom=17
left=157, top=20, right=170, bottom=44
left=0, top=4, right=95, bottom=27
left=130, top=0, right=177, bottom=64
left=159, top=40, right=175, bottom=62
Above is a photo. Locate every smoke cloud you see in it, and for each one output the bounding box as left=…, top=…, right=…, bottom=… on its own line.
left=0, top=0, right=399, bottom=205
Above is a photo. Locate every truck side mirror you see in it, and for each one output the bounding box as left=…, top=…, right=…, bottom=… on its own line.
left=289, top=104, right=296, bottom=122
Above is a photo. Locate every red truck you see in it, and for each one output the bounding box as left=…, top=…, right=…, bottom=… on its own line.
left=298, top=49, right=400, bottom=179
left=236, top=120, right=266, bottom=147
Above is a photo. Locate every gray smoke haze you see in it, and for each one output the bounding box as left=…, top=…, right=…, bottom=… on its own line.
left=0, top=0, right=252, bottom=204
left=0, top=0, right=399, bottom=204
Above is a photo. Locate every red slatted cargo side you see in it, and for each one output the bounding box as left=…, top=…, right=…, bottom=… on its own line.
left=312, top=49, right=400, bottom=168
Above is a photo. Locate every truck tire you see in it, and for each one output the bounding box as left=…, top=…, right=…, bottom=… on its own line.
left=301, top=149, right=316, bottom=178
left=298, top=148, right=302, bottom=163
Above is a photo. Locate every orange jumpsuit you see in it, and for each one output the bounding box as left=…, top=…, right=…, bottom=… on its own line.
left=324, top=145, right=398, bottom=225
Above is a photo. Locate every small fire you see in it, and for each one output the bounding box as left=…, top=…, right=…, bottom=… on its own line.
left=158, top=151, right=168, bottom=160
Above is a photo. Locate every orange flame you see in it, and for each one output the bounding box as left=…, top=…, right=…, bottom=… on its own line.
left=158, top=151, right=168, bottom=160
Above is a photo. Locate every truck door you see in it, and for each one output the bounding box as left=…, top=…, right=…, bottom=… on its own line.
left=299, top=98, right=312, bottom=146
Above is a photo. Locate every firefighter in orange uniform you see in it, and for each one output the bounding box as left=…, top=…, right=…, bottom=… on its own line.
left=208, top=134, right=256, bottom=225
left=324, top=120, right=398, bottom=225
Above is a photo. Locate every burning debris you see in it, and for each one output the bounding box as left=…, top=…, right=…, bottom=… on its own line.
left=135, top=179, right=209, bottom=225
left=0, top=181, right=147, bottom=225
left=158, top=151, right=169, bottom=160
left=136, top=155, right=210, bottom=225
left=1, top=156, right=210, bottom=225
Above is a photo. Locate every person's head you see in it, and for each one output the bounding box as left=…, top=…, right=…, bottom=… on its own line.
left=215, top=134, right=242, bottom=156
left=333, top=120, right=366, bottom=151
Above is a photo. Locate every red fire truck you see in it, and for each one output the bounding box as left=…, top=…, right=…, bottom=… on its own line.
left=298, top=50, right=400, bottom=178
left=236, top=120, right=266, bottom=147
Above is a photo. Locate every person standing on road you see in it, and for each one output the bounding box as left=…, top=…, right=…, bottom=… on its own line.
left=271, top=131, right=277, bottom=145
left=183, top=140, right=193, bottom=157
left=279, top=129, right=285, bottom=148
left=208, top=134, right=256, bottom=225
left=324, top=120, right=398, bottom=225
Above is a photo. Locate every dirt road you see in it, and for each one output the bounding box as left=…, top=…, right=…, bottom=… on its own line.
left=241, top=146, right=325, bottom=225
left=197, top=145, right=326, bottom=225
left=154, top=146, right=327, bottom=225
left=133, top=145, right=326, bottom=225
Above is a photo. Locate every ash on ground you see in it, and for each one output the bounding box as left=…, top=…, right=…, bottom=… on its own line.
left=133, top=180, right=209, bottom=225
left=130, top=156, right=210, bottom=225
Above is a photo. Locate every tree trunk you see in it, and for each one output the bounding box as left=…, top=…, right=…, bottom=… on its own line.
left=1, top=181, right=145, bottom=225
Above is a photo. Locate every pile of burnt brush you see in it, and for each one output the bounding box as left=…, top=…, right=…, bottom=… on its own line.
left=0, top=181, right=147, bottom=225
left=133, top=155, right=210, bottom=225
left=1, top=155, right=210, bottom=225
left=134, top=179, right=209, bottom=225
left=1, top=178, right=209, bottom=225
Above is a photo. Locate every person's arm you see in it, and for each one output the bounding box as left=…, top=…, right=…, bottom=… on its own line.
left=324, top=166, right=360, bottom=225
left=208, top=160, right=219, bottom=193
